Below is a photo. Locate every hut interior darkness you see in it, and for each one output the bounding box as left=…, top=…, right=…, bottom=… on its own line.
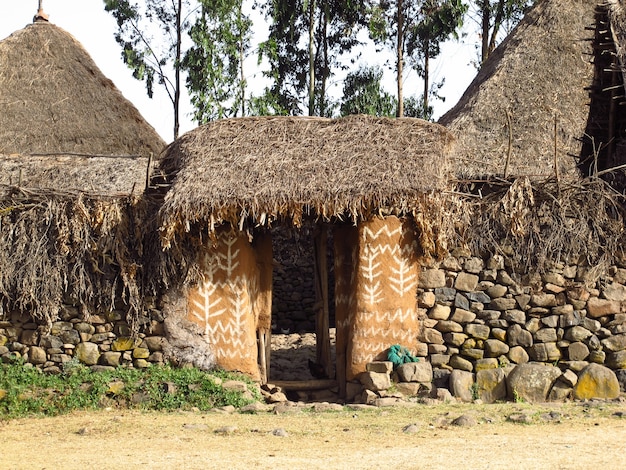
left=580, top=0, right=626, bottom=192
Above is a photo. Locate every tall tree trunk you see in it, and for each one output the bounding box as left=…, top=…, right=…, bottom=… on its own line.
left=174, top=0, right=182, bottom=139
left=396, top=0, right=404, bottom=117
left=320, top=5, right=329, bottom=116
left=423, top=39, right=430, bottom=117
left=308, top=0, right=316, bottom=116
left=238, top=2, right=246, bottom=117
left=481, top=0, right=491, bottom=64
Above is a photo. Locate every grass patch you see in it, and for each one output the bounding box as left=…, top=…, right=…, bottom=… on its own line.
left=0, top=359, right=258, bottom=419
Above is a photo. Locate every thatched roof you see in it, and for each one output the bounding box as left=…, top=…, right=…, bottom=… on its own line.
left=439, top=0, right=596, bottom=181
left=0, top=20, right=165, bottom=194
left=0, top=154, right=151, bottom=195
left=156, top=115, right=454, bottom=242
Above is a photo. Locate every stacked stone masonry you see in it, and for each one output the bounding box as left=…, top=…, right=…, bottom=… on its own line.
left=1, top=249, right=626, bottom=402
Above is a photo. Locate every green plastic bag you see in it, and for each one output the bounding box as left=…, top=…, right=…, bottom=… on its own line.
left=387, top=344, right=419, bottom=368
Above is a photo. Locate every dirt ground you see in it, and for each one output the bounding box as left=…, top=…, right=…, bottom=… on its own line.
left=1, top=401, right=625, bottom=470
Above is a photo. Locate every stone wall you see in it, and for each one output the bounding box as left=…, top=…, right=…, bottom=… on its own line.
left=408, top=249, right=626, bottom=400
left=0, top=300, right=167, bottom=373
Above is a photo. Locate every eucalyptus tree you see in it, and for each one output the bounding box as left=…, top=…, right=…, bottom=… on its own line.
left=258, top=0, right=368, bottom=116
left=471, top=0, right=534, bottom=64
left=182, top=0, right=253, bottom=123
left=369, top=0, right=465, bottom=118
left=339, top=65, right=396, bottom=117
left=103, top=0, right=194, bottom=139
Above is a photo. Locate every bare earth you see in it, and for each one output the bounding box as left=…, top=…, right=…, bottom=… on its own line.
left=1, top=401, right=626, bottom=470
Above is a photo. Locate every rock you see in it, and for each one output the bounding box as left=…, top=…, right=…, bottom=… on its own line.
left=534, top=328, right=558, bottom=343
left=449, top=369, right=474, bottom=402
left=420, top=292, right=436, bottom=308
left=548, top=381, right=573, bottom=401
left=508, top=413, right=533, bottom=423
left=28, top=346, right=47, bottom=365
left=529, top=343, right=561, bottom=362
left=430, top=354, right=451, bottom=367
left=502, top=309, right=525, bottom=324
left=568, top=342, right=590, bottom=361
left=560, top=369, right=578, bottom=387
left=418, top=328, right=444, bottom=344
left=74, top=342, right=100, bottom=366
left=99, top=351, right=122, bottom=367
left=506, top=363, right=562, bottom=403
left=436, top=321, right=463, bottom=333
left=616, top=369, right=626, bottom=393
left=601, top=334, right=626, bottom=352
left=143, top=336, right=166, bottom=352
left=603, top=283, right=626, bottom=301
left=375, top=397, right=403, bottom=407
left=573, top=363, right=620, bottom=400
left=487, top=284, right=508, bottom=298
left=451, top=308, right=476, bottom=324
left=429, top=304, right=451, bottom=320
left=476, top=368, right=507, bottom=404
left=530, top=293, right=557, bottom=308
left=449, top=355, right=473, bottom=372
left=420, top=269, right=446, bottom=289
left=39, top=335, right=63, bottom=349
left=132, top=347, right=150, bottom=359
left=452, top=414, right=477, bottom=426
left=475, top=358, right=499, bottom=370
left=395, top=382, right=422, bottom=397
left=560, top=310, right=583, bottom=328
left=455, top=273, right=479, bottom=292
left=607, top=350, right=626, bottom=369
left=454, top=294, right=470, bottom=311
left=396, top=362, right=433, bottom=383
left=541, top=315, right=560, bottom=328
left=485, top=339, right=509, bottom=358
left=565, top=326, right=592, bottom=342
left=366, top=361, right=393, bottom=374
left=587, top=298, right=620, bottom=318
left=508, top=324, right=533, bottom=347
left=490, top=298, right=517, bottom=311
left=402, top=423, right=420, bottom=434
left=444, top=332, right=468, bottom=347
left=465, top=323, right=490, bottom=340
left=240, top=402, right=272, bottom=413
left=466, top=291, right=491, bottom=304
left=214, top=426, right=238, bottom=435
left=359, top=371, right=391, bottom=392
left=223, top=380, right=249, bottom=393
left=508, top=346, right=530, bottom=364
left=111, top=337, right=138, bottom=352
left=267, top=392, right=288, bottom=403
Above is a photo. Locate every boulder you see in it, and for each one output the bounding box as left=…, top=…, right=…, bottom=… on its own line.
left=449, top=369, right=474, bottom=402
left=476, top=368, right=507, bottom=403
left=396, top=362, right=433, bottom=383
left=419, top=269, right=446, bottom=289
left=455, top=273, right=479, bottom=292
left=74, top=342, right=100, bottom=366
left=506, top=363, right=562, bottom=403
left=587, top=298, right=620, bottom=318
left=568, top=342, right=590, bottom=361
left=508, top=346, right=529, bottom=364
left=359, top=371, right=391, bottom=392
left=484, top=339, right=509, bottom=358
left=601, top=334, right=626, bottom=352
left=573, top=363, right=620, bottom=400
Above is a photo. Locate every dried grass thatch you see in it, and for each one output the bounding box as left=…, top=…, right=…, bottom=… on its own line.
left=454, top=177, right=626, bottom=277
left=0, top=21, right=165, bottom=156
left=439, top=0, right=596, bottom=181
left=0, top=186, right=150, bottom=328
left=0, top=154, right=153, bottom=196
left=155, top=115, right=454, bottom=245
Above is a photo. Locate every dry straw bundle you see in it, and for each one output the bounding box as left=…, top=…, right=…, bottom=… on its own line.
left=155, top=115, right=454, bottom=248
left=0, top=186, right=149, bottom=329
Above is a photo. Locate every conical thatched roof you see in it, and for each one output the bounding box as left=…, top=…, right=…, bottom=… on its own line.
left=0, top=20, right=165, bottom=194
left=439, top=0, right=596, bottom=181
left=156, top=115, right=454, bottom=242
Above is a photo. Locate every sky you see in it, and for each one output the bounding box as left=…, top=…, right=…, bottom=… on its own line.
left=0, top=0, right=480, bottom=143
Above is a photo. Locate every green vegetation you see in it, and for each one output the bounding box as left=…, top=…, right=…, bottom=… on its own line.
left=0, top=359, right=258, bottom=419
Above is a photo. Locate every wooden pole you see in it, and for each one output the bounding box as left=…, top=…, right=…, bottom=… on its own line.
left=313, top=225, right=332, bottom=379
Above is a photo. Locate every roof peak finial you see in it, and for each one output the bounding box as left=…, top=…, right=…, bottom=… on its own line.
left=34, top=0, right=49, bottom=23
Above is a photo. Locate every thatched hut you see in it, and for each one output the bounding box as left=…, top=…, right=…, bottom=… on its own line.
left=0, top=17, right=165, bottom=193
left=154, top=115, right=454, bottom=388
left=439, top=0, right=596, bottom=182
left=0, top=15, right=165, bottom=329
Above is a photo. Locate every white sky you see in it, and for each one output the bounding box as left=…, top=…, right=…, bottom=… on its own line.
left=1, top=0, right=479, bottom=143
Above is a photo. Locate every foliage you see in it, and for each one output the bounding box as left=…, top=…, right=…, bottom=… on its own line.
left=258, top=0, right=368, bottom=116
left=0, top=360, right=257, bottom=419
left=470, top=0, right=535, bottom=64
left=368, top=0, right=465, bottom=117
left=182, top=0, right=253, bottom=123
left=103, top=0, right=191, bottom=138
left=339, top=65, right=396, bottom=117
